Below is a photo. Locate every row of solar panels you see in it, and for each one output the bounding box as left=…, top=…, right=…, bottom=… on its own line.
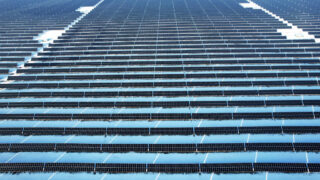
left=26, top=58, right=320, bottom=67
left=42, top=47, right=320, bottom=53
left=66, top=23, right=289, bottom=27
left=1, top=99, right=320, bottom=108
left=62, top=29, right=285, bottom=33
left=0, top=44, right=41, bottom=48
left=57, top=34, right=290, bottom=39
left=43, top=44, right=320, bottom=53
left=0, top=57, right=27, bottom=62
left=29, top=54, right=320, bottom=61
left=67, top=23, right=284, bottom=26
left=0, top=63, right=16, bottom=67
left=0, top=162, right=319, bottom=173
left=0, top=25, right=64, bottom=28
left=0, top=112, right=318, bottom=120
left=10, top=72, right=320, bottom=81
left=0, top=48, right=38, bottom=52
left=59, top=32, right=286, bottom=39
left=59, top=33, right=289, bottom=38
left=68, top=25, right=285, bottom=29
left=69, top=21, right=288, bottom=25
left=42, top=51, right=319, bottom=59
left=0, top=30, right=42, bottom=34
left=70, top=18, right=285, bottom=21
left=62, top=30, right=290, bottom=34
left=0, top=52, right=31, bottom=57
left=49, top=44, right=318, bottom=51
left=18, top=65, right=320, bottom=73
left=2, top=80, right=319, bottom=89
left=31, top=53, right=320, bottom=60
left=73, top=16, right=284, bottom=20
left=0, top=126, right=318, bottom=135
left=0, top=89, right=317, bottom=98
left=0, top=40, right=38, bottom=44
left=53, top=37, right=290, bottom=43
left=71, top=18, right=287, bottom=21
left=47, top=39, right=315, bottom=46
left=0, top=143, right=319, bottom=152
left=0, top=69, right=9, bottom=74
left=62, top=27, right=288, bottom=32
left=38, top=48, right=320, bottom=56
left=65, top=25, right=288, bottom=30
left=0, top=36, right=40, bottom=40
left=43, top=45, right=320, bottom=51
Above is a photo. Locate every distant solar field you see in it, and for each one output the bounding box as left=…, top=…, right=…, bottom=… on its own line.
left=1, top=0, right=320, bottom=179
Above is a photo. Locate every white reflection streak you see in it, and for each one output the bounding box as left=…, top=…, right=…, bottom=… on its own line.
left=265, top=172, right=268, bottom=180
left=153, top=153, right=160, bottom=164
left=48, top=173, right=56, bottom=180
left=312, top=105, right=315, bottom=118
left=197, top=120, right=203, bottom=127
left=73, top=121, right=81, bottom=127
left=54, top=152, right=66, bottom=163
left=115, top=120, right=122, bottom=127
left=254, top=151, right=258, bottom=163
left=292, top=134, right=295, bottom=143
left=246, top=134, right=251, bottom=143
left=65, top=135, right=75, bottom=143
left=155, top=173, right=161, bottom=180
left=156, top=107, right=162, bottom=113
left=100, top=174, right=108, bottom=180
left=154, top=121, right=161, bottom=128
left=200, top=135, right=206, bottom=143
left=103, top=153, right=113, bottom=163
left=108, top=135, right=118, bottom=144
left=209, top=173, right=214, bottom=180
left=203, top=153, right=209, bottom=163
left=20, top=135, right=32, bottom=143
left=195, top=107, right=200, bottom=113
left=272, top=106, right=275, bottom=115
left=5, top=152, right=20, bottom=163
left=154, top=136, right=161, bottom=144
left=33, top=121, right=42, bottom=127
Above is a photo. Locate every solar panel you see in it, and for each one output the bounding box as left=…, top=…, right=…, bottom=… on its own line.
left=200, top=163, right=253, bottom=173
left=45, top=163, right=94, bottom=172
left=0, top=163, right=44, bottom=172
left=254, top=163, right=307, bottom=172
left=148, top=164, right=199, bottom=173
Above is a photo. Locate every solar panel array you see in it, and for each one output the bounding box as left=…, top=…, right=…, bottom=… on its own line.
left=252, top=0, right=320, bottom=39
left=1, top=0, right=320, bottom=179
left=0, top=0, right=99, bottom=78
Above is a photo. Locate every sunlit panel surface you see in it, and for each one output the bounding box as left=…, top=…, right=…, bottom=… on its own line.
left=1, top=0, right=320, bottom=179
